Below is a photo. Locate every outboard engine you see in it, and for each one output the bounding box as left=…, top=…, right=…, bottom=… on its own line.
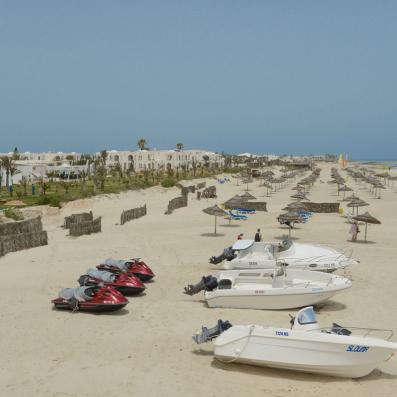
left=184, top=275, right=218, bottom=295
left=209, top=247, right=236, bottom=264
left=193, top=320, right=233, bottom=344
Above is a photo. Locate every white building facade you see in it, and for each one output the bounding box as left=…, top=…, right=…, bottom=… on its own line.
left=103, top=149, right=224, bottom=172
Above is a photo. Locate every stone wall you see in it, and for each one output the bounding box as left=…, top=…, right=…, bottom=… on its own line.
left=120, top=205, right=147, bottom=225
left=224, top=201, right=267, bottom=212
left=201, top=186, right=217, bottom=199
left=64, top=211, right=93, bottom=229
left=303, top=202, right=340, bottom=213
left=0, top=216, right=48, bottom=257
left=181, top=186, right=195, bottom=196
left=239, top=201, right=267, bottom=212
left=69, top=217, right=102, bottom=237
left=165, top=196, right=188, bottom=215
left=196, top=182, right=206, bottom=190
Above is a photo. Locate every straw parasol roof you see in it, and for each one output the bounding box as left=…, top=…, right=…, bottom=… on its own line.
left=282, top=202, right=307, bottom=211
left=344, top=194, right=359, bottom=202
left=202, top=205, right=226, bottom=235
left=278, top=211, right=304, bottom=237
left=347, top=199, right=369, bottom=215
left=290, top=192, right=309, bottom=200
left=353, top=211, right=381, bottom=225
left=240, top=192, right=256, bottom=201
left=203, top=205, right=226, bottom=217
left=338, top=185, right=352, bottom=192
left=224, top=195, right=244, bottom=208
left=352, top=211, right=381, bottom=242
left=278, top=211, right=303, bottom=222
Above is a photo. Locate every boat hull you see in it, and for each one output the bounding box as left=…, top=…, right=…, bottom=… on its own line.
left=205, top=290, right=342, bottom=310
left=214, top=327, right=397, bottom=378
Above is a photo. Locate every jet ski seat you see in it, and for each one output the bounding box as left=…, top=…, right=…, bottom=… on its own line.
left=59, top=287, right=95, bottom=302
left=103, top=258, right=129, bottom=270
left=87, top=269, right=117, bottom=282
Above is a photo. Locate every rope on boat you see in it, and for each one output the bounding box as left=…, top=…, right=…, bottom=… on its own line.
left=216, top=325, right=256, bottom=364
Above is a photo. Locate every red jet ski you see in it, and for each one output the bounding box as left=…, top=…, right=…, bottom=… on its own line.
left=97, top=258, right=154, bottom=282
left=52, top=286, right=128, bottom=312
left=78, top=269, right=145, bottom=295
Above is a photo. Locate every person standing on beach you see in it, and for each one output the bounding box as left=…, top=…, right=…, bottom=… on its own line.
left=254, top=229, right=262, bottom=242
left=349, top=221, right=359, bottom=241
left=237, top=233, right=244, bottom=240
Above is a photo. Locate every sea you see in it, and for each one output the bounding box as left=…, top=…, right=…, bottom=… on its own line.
left=350, top=159, right=397, bottom=169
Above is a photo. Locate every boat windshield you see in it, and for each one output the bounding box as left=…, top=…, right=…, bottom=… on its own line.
left=298, top=307, right=317, bottom=325
left=278, top=238, right=293, bottom=252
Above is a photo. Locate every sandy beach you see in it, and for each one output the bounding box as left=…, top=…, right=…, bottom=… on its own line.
left=1, top=162, right=397, bottom=397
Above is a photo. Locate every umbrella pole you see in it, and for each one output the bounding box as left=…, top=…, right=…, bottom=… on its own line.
left=214, top=216, right=217, bottom=235
left=288, top=225, right=291, bottom=238
left=364, top=222, right=368, bottom=242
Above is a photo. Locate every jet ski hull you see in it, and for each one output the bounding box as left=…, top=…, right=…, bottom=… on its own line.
left=97, top=260, right=154, bottom=282
left=52, top=300, right=128, bottom=312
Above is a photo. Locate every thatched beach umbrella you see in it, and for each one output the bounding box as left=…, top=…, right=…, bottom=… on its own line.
left=224, top=195, right=244, bottom=208
left=278, top=211, right=303, bottom=238
left=242, top=177, right=253, bottom=191
left=344, top=194, right=358, bottom=202
left=202, top=205, right=226, bottom=235
left=263, top=182, right=273, bottom=196
left=240, top=192, right=256, bottom=201
left=353, top=211, right=381, bottom=242
left=283, top=202, right=307, bottom=211
left=290, top=192, right=309, bottom=201
left=347, top=199, right=369, bottom=215
left=338, top=185, right=352, bottom=199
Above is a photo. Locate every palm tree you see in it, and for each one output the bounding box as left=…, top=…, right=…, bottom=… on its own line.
left=1, top=156, right=20, bottom=195
left=13, top=147, right=20, bottom=160
left=20, top=176, right=28, bottom=196
left=99, top=150, right=108, bottom=165
left=79, top=170, right=88, bottom=194
left=176, top=143, right=184, bottom=151
left=0, top=157, right=3, bottom=190
left=137, top=138, right=147, bottom=151
left=202, top=155, right=210, bottom=168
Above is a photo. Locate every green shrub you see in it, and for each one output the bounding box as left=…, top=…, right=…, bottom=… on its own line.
left=37, top=194, right=61, bottom=207
left=49, top=195, right=61, bottom=207
left=4, top=207, right=24, bottom=221
left=161, top=176, right=176, bottom=188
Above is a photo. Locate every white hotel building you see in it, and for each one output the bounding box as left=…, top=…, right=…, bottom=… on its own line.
left=102, top=149, right=224, bottom=172
left=0, top=149, right=224, bottom=184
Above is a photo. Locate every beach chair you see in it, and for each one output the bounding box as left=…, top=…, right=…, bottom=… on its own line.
left=226, top=210, right=248, bottom=221
left=236, top=207, right=256, bottom=214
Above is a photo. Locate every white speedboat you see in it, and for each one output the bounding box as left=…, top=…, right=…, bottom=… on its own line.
left=184, top=267, right=351, bottom=310
left=193, top=306, right=397, bottom=378
left=210, top=239, right=357, bottom=272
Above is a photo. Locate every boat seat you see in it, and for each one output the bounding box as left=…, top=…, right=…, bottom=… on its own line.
left=331, top=323, right=352, bottom=336
left=218, top=279, right=232, bottom=290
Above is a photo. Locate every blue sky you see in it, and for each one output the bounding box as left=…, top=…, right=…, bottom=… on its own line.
left=1, top=1, right=396, bottom=158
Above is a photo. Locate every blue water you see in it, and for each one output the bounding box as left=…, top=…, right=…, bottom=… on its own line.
left=351, top=159, right=397, bottom=169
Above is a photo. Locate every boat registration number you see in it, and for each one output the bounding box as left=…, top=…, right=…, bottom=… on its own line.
left=254, top=290, right=265, bottom=294
left=276, top=330, right=289, bottom=336
left=249, top=261, right=258, bottom=266
left=346, top=345, right=370, bottom=353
